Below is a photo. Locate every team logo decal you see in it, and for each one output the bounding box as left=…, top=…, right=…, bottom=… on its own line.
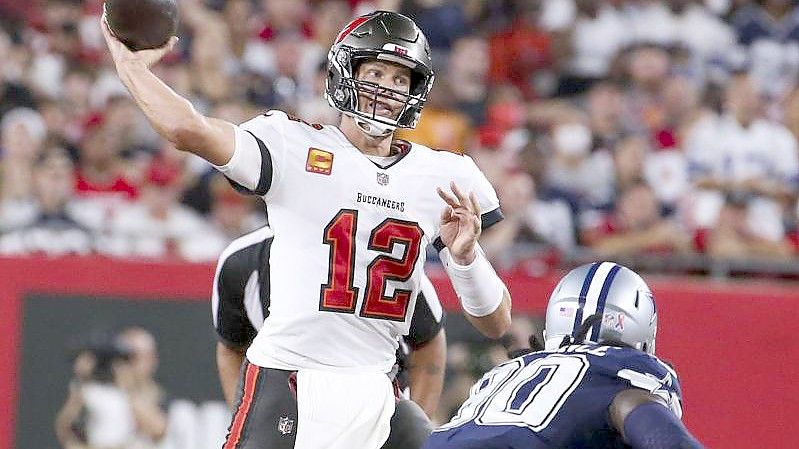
left=376, top=172, right=389, bottom=186
left=382, top=43, right=409, bottom=56
left=306, top=148, right=334, bottom=175
left=278, top=416, right=294, bottom=435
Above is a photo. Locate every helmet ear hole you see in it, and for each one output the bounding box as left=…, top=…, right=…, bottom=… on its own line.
left=410, top=70, right=426, bottom=95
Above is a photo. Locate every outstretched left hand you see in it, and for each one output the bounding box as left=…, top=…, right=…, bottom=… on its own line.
left=437, top=181, right=481, bottom=266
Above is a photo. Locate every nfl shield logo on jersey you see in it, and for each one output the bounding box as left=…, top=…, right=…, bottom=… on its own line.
left=278, top=416, right=294, bottom=435
left=376, top=172, right=389, bottom=185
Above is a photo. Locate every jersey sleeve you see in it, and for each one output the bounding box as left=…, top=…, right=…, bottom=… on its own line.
left=404, top=272, right=444, bottom=348
left=614, top=352, right=684, bottom=419
left=465, top=155, right=504, bottom=230
left=432, top=155, right=503, bottom=253
left=213, top=110, right=289, bottom=199
left=212, top=241, right=261, bottom=349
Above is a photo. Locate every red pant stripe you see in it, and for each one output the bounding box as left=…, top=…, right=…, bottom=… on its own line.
left=223, top=363, right=260, bottom=449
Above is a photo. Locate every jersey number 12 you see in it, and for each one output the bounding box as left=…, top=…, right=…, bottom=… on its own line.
left=319, top=209, right=423, bottom=321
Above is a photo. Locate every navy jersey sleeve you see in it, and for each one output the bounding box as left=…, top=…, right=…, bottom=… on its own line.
left=604, top=348, right=684, bottom=419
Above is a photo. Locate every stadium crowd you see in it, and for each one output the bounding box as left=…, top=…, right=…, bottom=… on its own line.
left=2, top=0, right=799, bottom=272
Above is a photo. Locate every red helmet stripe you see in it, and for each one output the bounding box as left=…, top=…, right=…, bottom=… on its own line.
left=335, top=16, right=370, bottom=44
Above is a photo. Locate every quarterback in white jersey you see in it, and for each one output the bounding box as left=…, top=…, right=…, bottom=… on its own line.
left=102, top=9, right=511, bottom=449
left=218, top=109, right=502, bottom=373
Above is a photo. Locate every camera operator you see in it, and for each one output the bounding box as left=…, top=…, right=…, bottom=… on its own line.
left=55, top=328, right=167, bottom=449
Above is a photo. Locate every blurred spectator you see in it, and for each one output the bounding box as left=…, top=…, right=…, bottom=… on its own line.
left=258, top=0, right=313, bottom=41
left=545, top=121, right=615, bottom=210
left=582, top=181, right=692, bottom=257
left=203, top=174, right=267, bottom=247
left=395, top=79, right=472, bottom=150
left=670, top=0, right=735, bottom=69
left=612, top=135, right=647, bottom=193
left=55, top=327, right=168, bottom=449
left=488, top=0, right=554, bottom=99
left=623, top=0, right=678, bottom=46
left=698, top=192, right=794, bottom=259
left=75, top=116, right=138, bottom=201
left=310, top=0, right=352, bottom=51
left=107, top=153, right=217, bottom=261
left=614, top=127, right=689, bottom=213
left=56, top=334, right=136, bottom=449
left=0, top=27, right=38, bottom=115
left=1, top=0, right=798, bottom=270
left=401, top=0, right=468, bottom=51
left=61, top=67, right=95, bottom=128
left=655, top=75, right=704, bottom=148
left=557, top=0, right=629, bottom=96
left=481, top=171, right=574, bottom=264
left=585, top=81, right=625, bottom=151
left=38, top=98, right=71, bottom=147
left=223, top=0, right=259, bottom=58
left=732, top=0, right=799, bottom=98
left=0, top=146, right=93, bottom=255
left=182, top=0, right=234, bottom=103
left=1, top=107, right=46, bottom=201
left=447, top=35, right=490, bottom=125
left=685, top=72, right=798, bottom=243
left=621, top=43, right=672, bottom=136
left=294, top=60, right=340, bottom=125
left=116, top=327, right=169, bottom=448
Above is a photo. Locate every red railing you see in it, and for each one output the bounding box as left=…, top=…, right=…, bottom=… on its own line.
left=1, top=256, right=796, bottom=449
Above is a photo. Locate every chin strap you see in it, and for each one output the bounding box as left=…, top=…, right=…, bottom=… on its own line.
left=347, top=112, right=396, bottom=137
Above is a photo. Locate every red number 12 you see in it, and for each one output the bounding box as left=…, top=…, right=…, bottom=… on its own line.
left=320, top=209, right=423, bottom=321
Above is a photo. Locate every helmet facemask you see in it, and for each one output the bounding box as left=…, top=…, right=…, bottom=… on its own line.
left=328, top=47, right=434, bottom=136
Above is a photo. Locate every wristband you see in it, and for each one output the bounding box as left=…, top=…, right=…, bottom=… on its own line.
left=441, top=246, right=504, bottom=317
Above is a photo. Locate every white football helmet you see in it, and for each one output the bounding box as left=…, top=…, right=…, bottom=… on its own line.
left=544, top=262, right=657, bottom=354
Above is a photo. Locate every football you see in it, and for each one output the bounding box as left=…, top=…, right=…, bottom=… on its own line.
left=104, top=0, right=179, bottom=51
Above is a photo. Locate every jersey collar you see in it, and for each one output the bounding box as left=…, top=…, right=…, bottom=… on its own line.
left=330, top=126, right=415, bottom=170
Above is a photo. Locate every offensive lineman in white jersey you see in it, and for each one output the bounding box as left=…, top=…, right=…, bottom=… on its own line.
left=101, top=9, right=511, bottom=449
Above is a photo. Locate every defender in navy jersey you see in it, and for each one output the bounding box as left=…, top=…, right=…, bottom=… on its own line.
left=425, top=262, right=703, bottom=449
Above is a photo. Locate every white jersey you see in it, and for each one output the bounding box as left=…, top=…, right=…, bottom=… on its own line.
left=215, top=110, right=501, bottom=373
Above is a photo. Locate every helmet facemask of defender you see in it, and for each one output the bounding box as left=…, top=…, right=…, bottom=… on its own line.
left=543, top=262, right=658, bottom=355
left=325, top=11, right=435, bottom=137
